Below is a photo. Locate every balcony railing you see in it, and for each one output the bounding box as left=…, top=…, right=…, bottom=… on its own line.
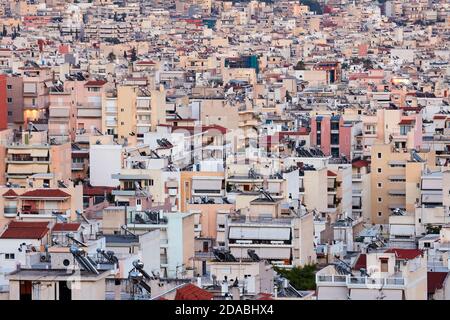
left=4, top=207, right=17, bottom=217
left=19, top=209, right=70, bottom=217
left=316, top=274, right=406, bottom=288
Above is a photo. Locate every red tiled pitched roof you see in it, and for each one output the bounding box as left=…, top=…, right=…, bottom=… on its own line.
left=0, top=221, right=49, bottom=239
left=354, top=254, right=367, bottom=270
left=384, top=248, right=423, bottom=260
left=427, top=272, right=448, bottom=294
left=398, top=119, right=414, bottom=125
left=85, top=80, right=107, bottom=87
left=175, top=284, right=213, bottom=300
left=327, top=170, right=337, bottom=177
left=83, top=185, right=114, bottom=196
left=21, top=189, right=70, bottom=198
left=352, top=160, right=370, bottom=168
left=257, top=293, right=274, bottom=300
left=3, top=189, right=19, bottom=198
left=52, top=223, right=81, bottom=232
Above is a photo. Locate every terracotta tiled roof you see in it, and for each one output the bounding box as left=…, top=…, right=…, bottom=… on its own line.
left=3, top=189, right=19, bottom=198
left=256, top=293, right=274, bottom=300
left=175, top=284, right=213, bottom=300
left=352, top=160, right=370, bottom=168
left=327, top=170, right=337, bottom=177
left=384, top=248, right=423, bottom=260
left=85, top=80, right=107, bottom=87
left=83, top=185, right=114, bottom=196
left=354, top=254, right=367, bottom=270
left=427, top=272, right=448, bottom=294
left=398, top=119, right=414, bottom=125
left=52, top=223, right=81, bottom=232
left=21, top=189, right=70, bottom=198
left=0, top=221, right=49, bottom=239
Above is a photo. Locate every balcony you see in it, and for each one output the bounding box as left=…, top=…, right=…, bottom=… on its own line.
left=6, top=156, right=50, bottom=164
left=19, top=209, right=70, bottom=218
left=4, top=207, right=18, bottom=217
left=363, top=131, right=377, bottom=137
left=72, top=162, right=84, bottom=171
left=316, top=274, right=406, bottom=289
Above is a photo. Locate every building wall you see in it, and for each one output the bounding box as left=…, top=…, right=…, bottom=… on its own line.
left=89, top=144, right=122, bottom=187
left=303, top=168, right=328, bottom=212
left=6, top=76, right=24, bottom=125
left=0, top=74, right=7, bottom=130
left=186, top=203, right=234, bottom=239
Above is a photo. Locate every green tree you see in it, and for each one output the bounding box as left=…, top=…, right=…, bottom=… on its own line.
left=107, top=52, right=116, bottom=62
left=130, top=47, right=137, bottom=62
left=274, top=264, right=317, bottom=290
left=294, top=60, right=306, bottom=70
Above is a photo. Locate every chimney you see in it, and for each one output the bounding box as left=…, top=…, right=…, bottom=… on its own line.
left=196, top=275, right=202, bottom=288
left=221, top=277, right=229, bottom=296
left=231, top=287, right=240, bottom=300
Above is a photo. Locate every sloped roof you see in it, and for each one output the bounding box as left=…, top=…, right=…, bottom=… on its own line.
left=354, top=254, right=367, bottom=270
left=0, top=221, right=49, bottom=239
left=384, top=248, right=423, bottom=260
left=175, top=284, right=213, bottom=300
left=52, top=223, right=81, bottom=232
left=427, top=272, right=448, bottom=294
left=21, top=189, right=70, bottom=198
left=3, top=189, right=19, bottom=198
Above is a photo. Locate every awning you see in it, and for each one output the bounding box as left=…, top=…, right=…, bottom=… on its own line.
left=8, top=164, right=34, bottom=174
left=390, top=225, right=415, bottom=236
left=8, top=149, right=32, bottom=155
left=389, top=190, right=406, bottom=196
left=230, top=247, right=291, bottom=260
left=31, top=149, right=49, bottom=157
left=388, top=161, right=406, bottom=165
left=229, top=226, right=291, bottom=240
left=33, top=164, right=49, bottom=173
left=389, top=175, right=406, bottom=180
left=421, top=193, right=442, bottom=203
left=192, top=178, right=222, bottom=191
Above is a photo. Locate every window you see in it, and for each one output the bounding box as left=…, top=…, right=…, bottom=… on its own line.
left=378, top=183, right=382, bottom=188
left=378, top=212, right=382, bottom=217
left=5, top=253, right=15, bottom=259
left=377, top=153, right=382, bottom=159
left=7, top=98, right=12, bottom=103
left=8, top=111, right=12, bottom=116
left=380, top=258, right=389, bottom=272
left=331, top=133, right=339, bottom=145
left=377, top=168, right=382, bottom=173
left=7, top=85, right=12, bottom=90
left=424, top=242, right=430, bottom=248
left=136, top=199, right=141, bottom=205
left=378, top=197, right=382, bottom=202
left=331, top=121, right=339, bottom=131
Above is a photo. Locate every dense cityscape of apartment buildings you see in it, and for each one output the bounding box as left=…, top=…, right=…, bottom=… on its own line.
left=0, top=0, right=449, bottom=301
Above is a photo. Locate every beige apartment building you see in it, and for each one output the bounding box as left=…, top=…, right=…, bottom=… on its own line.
left=316, top=249, right=428, bottom=300
left=102, top=84, right=167, bottom=144
left=370, top=142, right=435, bottom=224
left=5, top=131, right=72, bottom=188
left=226, top=195, right=316, bottom=268
left=0, top=184, right=83, bottom=229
